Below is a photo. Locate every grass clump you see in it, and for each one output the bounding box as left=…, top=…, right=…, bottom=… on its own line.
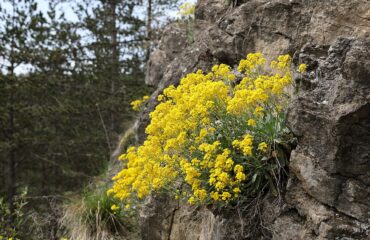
left=60, top=184, right=139, bottom=240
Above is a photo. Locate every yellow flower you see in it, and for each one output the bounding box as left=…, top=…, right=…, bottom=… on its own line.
left=212, top=64, right=236, bottom=81
left=111, top=204, right=120, bottom=212
left=277, top=54, right=291, bottom=70
left=211, top=191, right=220, bottom=201
left=232, top=139, right=240, bottom=148
left=221, top=191, right=231, bottom=201
left=247, top=118, right=256, bottom=127
left=238, top=52, right=266, bottom=74
left=179, top=2, right=195, bottom=16
left=106, top=189, right=114, bottom=196
left=130, top=95, right=150, bottom=111
left=157, top=94, right=164, bottom=101
left=236, top=172, right=246, bottom=182
left=215, top=181, right=226, bottom=190
left=258, top=142, right=268, bottom=152
left=234, top=164, right=244, bottom=173
left=130, top=99, right=143, bottom=111
left=234, top=134, right=253, bottom=156
left=188, top=196, right=196, bottom=205
left=254, top=106, right=264, bottom=117
left=298, top=63, right=307, bottom=73
left=194, top=189, right=208, bottom=201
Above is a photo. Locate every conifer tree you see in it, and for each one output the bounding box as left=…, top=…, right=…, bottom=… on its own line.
left=0, top=0, right=178, bottom=237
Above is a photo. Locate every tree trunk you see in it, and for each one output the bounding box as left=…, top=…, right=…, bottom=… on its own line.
left=7, top=64, right=16, bottom=219
left=108, top=0, right=119, bottom=136
left=145, top=0, right=152, bottom=62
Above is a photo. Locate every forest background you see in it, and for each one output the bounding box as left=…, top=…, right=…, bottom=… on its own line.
left=0, top=0, right=189, bottom=237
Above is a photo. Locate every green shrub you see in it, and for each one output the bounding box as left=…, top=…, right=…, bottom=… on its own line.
left=0, top=188, right=28, bottom=240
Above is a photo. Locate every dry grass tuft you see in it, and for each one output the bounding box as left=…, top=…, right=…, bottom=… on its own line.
left=60, top=186, right=139, bottom=240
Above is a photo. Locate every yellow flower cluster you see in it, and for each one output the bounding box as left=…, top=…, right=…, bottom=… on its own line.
left=109, top=53, right=294, bottom=206
left=228, top=54, right=292, bottom=115
left=298, top=63, right=307, bottom=73
left=178, top=2, right=195, bottom=16
left=110, top=204, right=120, bottom=212
left=238, top=52, right=266, bottom=75
left=258, top=142, right=268, bottom=152
left=212, top=64, right=236, bottom=81
left=232, top=134, right=254, bottom=156
left=130, top=95, right=149, bottom=111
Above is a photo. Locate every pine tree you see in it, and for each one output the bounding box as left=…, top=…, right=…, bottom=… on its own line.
left=0, top=0, right=178, bottom=237
left=74, top=0, right=149, bottom=144
left=0, top=0, right=44, bottom=215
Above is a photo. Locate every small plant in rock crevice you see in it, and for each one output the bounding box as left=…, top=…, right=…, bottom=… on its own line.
left=177, top=2, right=196, bottom=43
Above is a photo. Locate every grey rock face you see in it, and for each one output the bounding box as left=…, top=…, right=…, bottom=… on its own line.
left=282, top=38, right=370, bottom=240
left=128, top=0, right=370, bottom=239
left=145, top=24, right=188, bottom=87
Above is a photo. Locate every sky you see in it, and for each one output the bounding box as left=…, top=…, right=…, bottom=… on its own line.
left=0, top=0, right=196, bottom=74
left=37, top=0, right=79, bottom=21
left=30, top=0, right=194, bottom=21
left=1, top=0, right=79, bottom=21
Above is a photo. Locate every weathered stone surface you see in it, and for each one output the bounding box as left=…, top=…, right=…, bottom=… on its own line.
left=145, top=50, right=166, bottom=86
left=139, top=194, right=178, bottom=240
left=127, top=0, right=370, bottom=239
left=288, top=38, right=370, bottom=224
left=145, top=24, right=188, bottom=86
left=169, top=205, right=222, bottom=240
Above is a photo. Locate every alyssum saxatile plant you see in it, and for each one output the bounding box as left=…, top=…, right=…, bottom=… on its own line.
left=109, top=53, right=306, bottom=207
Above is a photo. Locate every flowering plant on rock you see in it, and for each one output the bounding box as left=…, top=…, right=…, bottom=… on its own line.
left=109, top=53, right=298, bottom=207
